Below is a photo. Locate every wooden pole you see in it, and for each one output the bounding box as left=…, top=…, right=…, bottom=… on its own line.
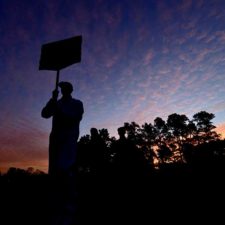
left=56, top=70, right=60, bottom=90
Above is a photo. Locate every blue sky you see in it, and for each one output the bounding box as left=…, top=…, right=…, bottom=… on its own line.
left=0, top=0, right=225, bottom=172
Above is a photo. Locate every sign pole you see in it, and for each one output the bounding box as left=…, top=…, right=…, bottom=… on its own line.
left=56, top=70, right=60, bottom=90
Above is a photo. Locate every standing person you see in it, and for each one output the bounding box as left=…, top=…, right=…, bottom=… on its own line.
left=42, top=81, right=84, bottom=225
left=89, top=128, right=107, bottom=175
left=42, top=81, right=84, bottom=177
left=113, top=127, right=147, bottom=179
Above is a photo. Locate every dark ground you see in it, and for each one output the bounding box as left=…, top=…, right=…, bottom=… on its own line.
left=1, top=165, right=224, bottom=225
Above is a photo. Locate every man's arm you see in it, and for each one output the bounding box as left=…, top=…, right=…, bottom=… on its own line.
left=41, top=90, right=58, bottom=118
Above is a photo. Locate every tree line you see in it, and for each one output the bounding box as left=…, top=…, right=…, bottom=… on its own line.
left=78, top=110, right=224, bottom=172
left=1, top=110, right=224, bottom=177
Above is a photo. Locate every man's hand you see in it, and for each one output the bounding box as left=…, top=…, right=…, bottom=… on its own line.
left=52, top=89, right=59, bottom=100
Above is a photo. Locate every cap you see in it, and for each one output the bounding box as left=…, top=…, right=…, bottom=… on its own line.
left=58, top=81, right=73, bottom=93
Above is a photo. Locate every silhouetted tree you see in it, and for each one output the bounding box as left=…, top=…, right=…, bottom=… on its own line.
left=79, top=134, right=91, bottom=145
left=186, top=121, right=197, bottom=143
left=124, top=121, right=143, bottom=146
left=98, top=128, right=113, bottom=148
left=154, top=117, right=167, bottom=145
left=27, top=167, right=34, bottom=174
left=167, top=113, right=189, bottom=143
left=193, top=111, right=219, bottom=144
left=157, top=144, right=173, bottom=164
left=140, top=122, right=157, bottom=166
left=182, top=143, right=195, bottom=164
left=167, top=113, right=189, bottom=161
left=77, top=135, right=91, bottom=174
left=71, top=111, right=222, bottom=177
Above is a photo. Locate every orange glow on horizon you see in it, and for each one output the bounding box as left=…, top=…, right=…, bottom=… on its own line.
left=215, top=123, right=225, bottom=139
left=1, top=123, right=224, bottom=174
left=0, top=160, right=48, bottom=174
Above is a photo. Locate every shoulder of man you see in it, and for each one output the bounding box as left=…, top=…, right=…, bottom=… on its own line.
left=72, top=98, right=84, bottom=111
left=72, top=98, right=83, bottom=105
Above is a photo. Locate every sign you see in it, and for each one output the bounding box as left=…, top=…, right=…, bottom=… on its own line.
left=39, top=35, right=82, bottom=71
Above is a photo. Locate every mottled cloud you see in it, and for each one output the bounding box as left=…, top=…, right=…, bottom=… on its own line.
left=209, top=101, right=225, bottom=113
left=177, top=0, right=192, bottom=12
left=156, top=0, right=174, bottom=22
left=143, top=50, right=154, bottom=65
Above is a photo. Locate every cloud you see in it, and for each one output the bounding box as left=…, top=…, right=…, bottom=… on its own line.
left=177, top=0, right=193, bottom=12
left=196, top=31, right=208, bottom=41
left=105, top=55, right=120, bottom=68
left=215, top=31, right=225, bottom=43
left=209, top=101, right=225, bottom=113
left=143, top=50, right=154, bottom=65
left=156, top=1, right=174, bottom=22
left=196, top=0, right=204, bottom=9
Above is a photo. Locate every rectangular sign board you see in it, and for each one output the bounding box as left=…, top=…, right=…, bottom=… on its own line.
left=39, top=35, right=82, bottom=71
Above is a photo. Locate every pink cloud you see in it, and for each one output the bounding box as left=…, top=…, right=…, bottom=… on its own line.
left=196, top=31, right=208, bottom=41
left=195, top=48, right=211, bottom=63
left=157, top=1, right=174, bottom=22
left=104, top=5, right=122, bottom=28
left=162, top=47, right=169, bottom=54
left=105, top=55, right=120, bottom=68
left=210, top=101, right=225, bottom=113
left=136, top=24, right=152, bottom=43
left=178, top=53, right=190, bottom=63
left=204, top=35, right=216, bottom=43
left=208, top=8, right=223, bottom=20
left=216, top=31, right=225, bottom=43
left=143, top=50, right=154, bottom=65
left=177, top=37, right=187, bottom=45
left=196, top=0, right=204, bottom=9
left=137, top=77, right=152, bottom=88
left=177, top=0, right=192, bottom=13
left=186, top=28, right=197, bottom=39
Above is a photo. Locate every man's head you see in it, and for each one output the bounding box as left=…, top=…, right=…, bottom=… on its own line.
left=58, top=81, right=73, bottom=96
left=90, top=127, right=99, bottom=138
left=117, top=127, right=126, bottom=138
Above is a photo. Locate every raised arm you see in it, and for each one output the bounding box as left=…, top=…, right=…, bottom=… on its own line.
left=41, top=90, right=58, bottom=118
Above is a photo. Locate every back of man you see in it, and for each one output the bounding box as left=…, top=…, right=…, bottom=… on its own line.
left=42, top=81, right=84, bottom=176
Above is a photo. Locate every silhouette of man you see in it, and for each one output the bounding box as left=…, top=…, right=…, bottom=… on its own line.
left=42, top=81, right=84, bottom=177
left=89, top=128, right=106, bottom=175
left=112, top=127, right=131, bottom=176
left=113, top=127, right=147, bottom=180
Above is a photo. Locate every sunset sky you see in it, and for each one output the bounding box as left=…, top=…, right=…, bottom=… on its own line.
left=0, top=0, right=225, bottom=173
